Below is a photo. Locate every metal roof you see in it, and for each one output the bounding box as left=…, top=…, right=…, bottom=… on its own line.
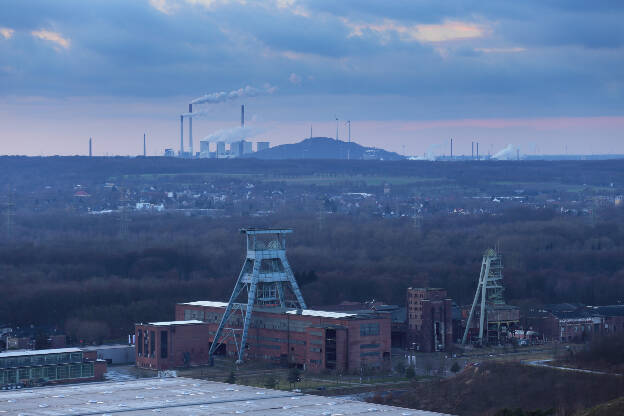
left=179, top=301, right=365, bottom=319
left=240, top=228, right=293, bottom=235
left=181, top=301, right=230, bottom=308
left=146, top=320, right=205, bottom=326
left=0, top=347, right=81, bottom=358
left=285, top=309, right=357, bottom=319
left=0, top=377, right=452, bottom=415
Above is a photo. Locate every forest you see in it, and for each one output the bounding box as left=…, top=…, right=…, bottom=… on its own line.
left=1, top=157, right=623, bottom=343
left=1, top=205, right=623, bottom=343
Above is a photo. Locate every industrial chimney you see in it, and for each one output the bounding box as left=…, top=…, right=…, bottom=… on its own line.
left=241, top=104, right=245, bottom=128
left=143, top=133, right=146, bottom=157
left=180, top=115, right=184, bottom=156
left=188, top=104, right=193, bottom=157
left=89, top=137, right=92, bottom=157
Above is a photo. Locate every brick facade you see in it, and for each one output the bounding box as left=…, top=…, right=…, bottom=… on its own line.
left=136, top=301, right=391, bottom=373
left=406, top=288, right=453, bottom=352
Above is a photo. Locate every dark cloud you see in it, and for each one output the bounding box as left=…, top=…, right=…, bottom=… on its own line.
left=0, top=0, right=622, bottom=117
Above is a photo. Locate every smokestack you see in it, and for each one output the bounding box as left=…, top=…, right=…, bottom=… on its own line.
left=180, top=115, right=184, bottom=156
left=89, top=137, right=92, bottom=157
left=189, top=104, right=193, bottom=158
left=143, top=133, right=146, bottom=157
left=471, top=141, right=474, bottom=159
left=450, top=138, right=453, bottom=160
left=241, top=104, right=245, bottom=128
left=476, top=142, right=479, bottom=160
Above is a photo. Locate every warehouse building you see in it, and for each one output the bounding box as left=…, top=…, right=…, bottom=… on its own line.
left=0, top=347, right=106, bottom=389
left=136, top=301, right=391, bottom=373
left=0, top=376, right=449, bottom=415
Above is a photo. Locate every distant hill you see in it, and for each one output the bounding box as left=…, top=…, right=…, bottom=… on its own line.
left=243, top=137, right=404, bottom=160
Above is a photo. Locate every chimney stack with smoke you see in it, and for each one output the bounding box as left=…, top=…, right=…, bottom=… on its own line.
left=241, top=104, right=245, bottom=128
left=189, top=104, right=193, bottom=157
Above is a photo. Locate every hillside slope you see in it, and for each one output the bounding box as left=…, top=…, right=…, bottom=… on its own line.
left=243, top=137, right=404, bottom=160
left=372, top=362, right=624, bottom=416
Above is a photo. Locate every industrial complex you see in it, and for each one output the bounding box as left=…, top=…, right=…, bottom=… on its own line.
left=136, top=229, right=392, bottom=372
left=174, top=104, right=270, bottom=159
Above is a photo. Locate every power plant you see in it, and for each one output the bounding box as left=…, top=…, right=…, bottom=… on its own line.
left=177, top=102, right=269, bottom=158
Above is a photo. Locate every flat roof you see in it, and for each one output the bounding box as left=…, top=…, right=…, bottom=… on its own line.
left=181, top=300, right=230, bottom=308
left=82, top=344, right=135, bottom=351
left=0, top=377, right=451, bottom=415
left=147, top=320, right=205, bottom=326
left=285, top=309, right=358, bottom=319
left=180, top=301, right=361, bottom=319
left=240, top=228, right=293, bottom=235
left=0, top=347, right=81, bottom=358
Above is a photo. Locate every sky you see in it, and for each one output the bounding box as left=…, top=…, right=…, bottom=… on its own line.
left=0, top=0, right=623, bottom=157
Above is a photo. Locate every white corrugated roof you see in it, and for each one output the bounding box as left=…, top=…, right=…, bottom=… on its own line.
left=147, top=320, right=205, bottom=326
left=180, top=300, right=229, bottom=308
left=180, top=300, right=359, bottom=319
left=0, top=347, right=81, bottom=358
left=285, top=309, right=357, bottom=319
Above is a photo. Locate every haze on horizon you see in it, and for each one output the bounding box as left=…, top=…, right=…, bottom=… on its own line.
left=0, top=0, right=623, bottom=157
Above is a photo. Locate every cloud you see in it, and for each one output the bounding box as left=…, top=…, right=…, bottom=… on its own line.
left=149, top=0, right=180, bottom=14
left=289, top=73, right=302, bottom=84
left=475, top=47, right=526, bottom=53
left=345, top=18, right=487, bottom=44
left=0, top=27, right=14, bottom=39
left=31, top=29, right=70, bottom=49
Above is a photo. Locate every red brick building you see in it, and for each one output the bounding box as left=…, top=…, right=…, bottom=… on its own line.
left=406, top=288, right=452, bottom=352
left=136, top=300, right=391, bottom=373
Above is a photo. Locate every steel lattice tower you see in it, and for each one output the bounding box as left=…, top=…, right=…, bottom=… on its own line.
left=209, top=228, right=307, bottom=363
left=461, top=248, right=505, bottom=345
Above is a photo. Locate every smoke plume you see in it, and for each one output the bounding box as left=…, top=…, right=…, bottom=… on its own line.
left=202, top=126, right=264, bottom=144
left=492, top=144, right=519, bottom=160
left=191, top=84, right=276, bottom=105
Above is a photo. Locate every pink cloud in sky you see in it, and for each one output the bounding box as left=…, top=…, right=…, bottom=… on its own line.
left=396, top=116, right=624, bottom=131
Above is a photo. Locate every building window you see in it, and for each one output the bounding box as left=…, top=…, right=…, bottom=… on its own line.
left=82, top=362, right=94, bottom=377
left=360, top=343, right=380, bottom=349
left=160, top=331, right=168, bottom=359
left=360, top=323, right=380, bottom=336
left=150, top=331, right=156, bottom=357
left=360, top=351, right=380, bottom=357
left=137, top=330, right=143, bottom=356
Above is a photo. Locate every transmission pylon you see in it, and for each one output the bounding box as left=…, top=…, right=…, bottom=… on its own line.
left=462, top=248, right=504, bottom=346
left=209, top=228, right=306, bottom=364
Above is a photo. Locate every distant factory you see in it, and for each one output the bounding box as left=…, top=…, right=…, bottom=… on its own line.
left=174, top=103, right=270, bottom=158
